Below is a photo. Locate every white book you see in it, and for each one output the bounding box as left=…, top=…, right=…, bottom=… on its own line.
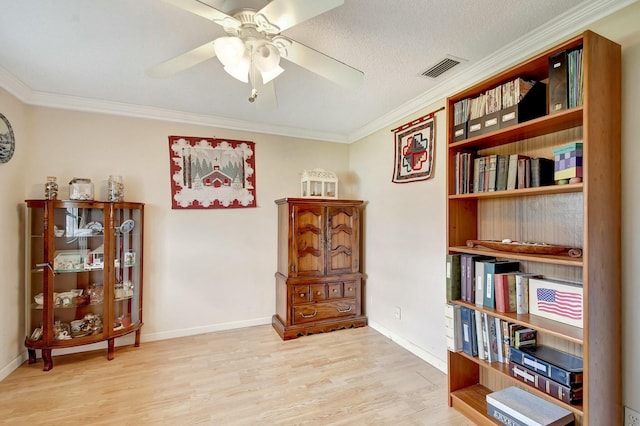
left=475, top=310, right=486, bottom=360
left=475, top=260, right=490, bottom=306
left=515, top=273, right=541, bottom=314
left=494, top=316, right=504, bottom=363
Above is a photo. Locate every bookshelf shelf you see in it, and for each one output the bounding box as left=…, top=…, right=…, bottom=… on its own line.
left=447, top=246, right=583, bottom=267
left=445, top=30, right=621, bottom=426
left=448, top=182, right=582, bottom=200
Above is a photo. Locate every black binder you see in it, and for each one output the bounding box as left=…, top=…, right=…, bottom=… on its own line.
left=548, top=50, right=569, bottom=114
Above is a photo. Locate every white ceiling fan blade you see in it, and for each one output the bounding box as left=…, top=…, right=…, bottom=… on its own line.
left=257, top=0, right=343, bottom=32
left=162, top=0, right=241, bottom=28
left=147, top=41, right=216, bottom=78
left=279, top=39, right=363, bottom=88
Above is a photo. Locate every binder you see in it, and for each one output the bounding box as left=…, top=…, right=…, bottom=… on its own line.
left=549, top=50, right=569, bottom=114
left=484, top=260, right=520, bottom=309
left=509, top=345, right=583, bottom=387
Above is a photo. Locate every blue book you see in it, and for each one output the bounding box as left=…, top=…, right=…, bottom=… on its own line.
left=484, top=260, right=519, bottom=309
left=460, top=307, right=478, bottom=357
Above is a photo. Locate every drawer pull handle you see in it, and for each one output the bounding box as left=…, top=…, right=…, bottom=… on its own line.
left=332, top=289, right=337, bottom=292
left=316, top=291, right=322, bottom=295
left=299, top=293, right=306, bottom=297
left=337, top=305, right=353, bottom=313
left=299, top=310, right=317, bottom=319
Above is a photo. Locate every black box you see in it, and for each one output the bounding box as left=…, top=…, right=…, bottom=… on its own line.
left=453, top=122, right=467, bottom=142
left=500, top=81, right=548, bottom=128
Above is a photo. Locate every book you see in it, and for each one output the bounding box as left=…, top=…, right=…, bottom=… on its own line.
left=507, top=154, right=528, bottom=190
left=494, top=316, right=504, bottom=363
left=445, top=254, right=462, bottom=301
left=484, top=313, right=499, bottom=363
left=445, top=303, right=463, bottom=352
left=515, top=273, right=542, bottom=314
left=509, top=361, right=583, bottom=405
left=487, top=386, right=574, bottom=425
left=487, top=154, right=498, bottom=192
left=513, top=328, right=537, bottom=348
left=510, top=345, right=583, bottom=387
left=530, top=157, right=555, bottom=187
left=496, top=154, right=509, bottom=191
left=517, top=157, right=530, bottom=189
left=484, top=260, right=520, bottom=309
left=461, top=254, right=493, bottom=304
left=460, top=307, right=478, bottom=357
left=474, top=258, right=496, bottom=306
left=501, top=319, right=512, bottom=363
left=494, top=272, right=518, bottom=313
left=475, top=309, right=486, bottom=360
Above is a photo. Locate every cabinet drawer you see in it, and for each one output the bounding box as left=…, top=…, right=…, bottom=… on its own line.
left=292, top=285, right=310, bottom=304
left=327, top=283, right=342, bottom=299
left=292, top=299, right=356, bottom=324
left=310, top=284, right=326, bottom=301
left=343, top=281, right=357, bottom=298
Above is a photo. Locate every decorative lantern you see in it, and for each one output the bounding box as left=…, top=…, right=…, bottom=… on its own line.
left=301, top=169, right=338, bottom=199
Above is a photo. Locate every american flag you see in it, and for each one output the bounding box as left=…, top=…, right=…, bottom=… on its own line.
left=536, top=288, right=582, bottom=320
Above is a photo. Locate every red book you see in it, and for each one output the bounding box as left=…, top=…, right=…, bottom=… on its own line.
left=494, top=273, right=508, bottom=312
left=494, top=272, right=518, bottom=313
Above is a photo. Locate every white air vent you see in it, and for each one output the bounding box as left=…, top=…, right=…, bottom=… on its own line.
left=420, top=55, right=466, bottom=78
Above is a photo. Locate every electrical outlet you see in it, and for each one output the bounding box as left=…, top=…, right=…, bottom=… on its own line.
left=394, top=306, right=401, bottom=320
left=626, top=406, right=640, bottom=426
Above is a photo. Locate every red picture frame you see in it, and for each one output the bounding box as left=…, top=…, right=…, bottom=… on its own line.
left=168, top=136, right=256, bottom=209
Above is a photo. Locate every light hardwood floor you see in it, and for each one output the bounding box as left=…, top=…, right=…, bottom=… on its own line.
left=0, top=325, right=474, bottom=425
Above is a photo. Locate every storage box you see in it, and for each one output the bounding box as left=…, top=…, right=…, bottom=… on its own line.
left=510, top=345, right=583, bottom=387
left=487, top=386, right=574, bottom=426
left=553, top=142, right=583, bottom=181
left=452, top=122, right=467, bottom=142
left=528, top=277, right=583, bottom=328
left=499, top=81, right=547, bottom=129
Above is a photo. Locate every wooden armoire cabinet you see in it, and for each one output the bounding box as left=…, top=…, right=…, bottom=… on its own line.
left=272, top=198, right=367, bottom=340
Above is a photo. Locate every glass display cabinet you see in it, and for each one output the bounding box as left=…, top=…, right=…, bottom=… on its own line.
left=25, top=199, right=144, bottom=371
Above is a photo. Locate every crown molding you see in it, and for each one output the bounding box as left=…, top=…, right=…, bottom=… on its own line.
left=348, top=0, right=638, bottom=143
left=1, top=0, right=635, bottom=145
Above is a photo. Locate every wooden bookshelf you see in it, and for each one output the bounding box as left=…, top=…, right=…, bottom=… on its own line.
left=446, top=31, right=621, bottom=425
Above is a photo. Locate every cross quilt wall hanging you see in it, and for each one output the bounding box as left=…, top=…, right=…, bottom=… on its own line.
left=391, top=109, right=440, bottom=183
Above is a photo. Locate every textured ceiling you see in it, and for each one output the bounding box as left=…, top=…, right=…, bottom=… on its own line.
left=0, top=0, right=634, bottom=142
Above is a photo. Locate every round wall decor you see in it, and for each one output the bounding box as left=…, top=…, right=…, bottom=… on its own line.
left=0, top=113, right=15, bottom=164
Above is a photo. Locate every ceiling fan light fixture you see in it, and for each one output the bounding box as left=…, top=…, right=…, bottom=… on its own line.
left=213, top=36, right=245, bottom=67
left=260, top=65, right=284, bottom=84
left=223, top=54, right=250, bottom=83
left=254, top=43, right=281, bottom=72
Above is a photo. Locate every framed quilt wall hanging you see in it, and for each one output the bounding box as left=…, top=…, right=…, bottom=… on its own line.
left=391, top=108, right=442, bottom=183
left=168, top=136, right=256, bottom=209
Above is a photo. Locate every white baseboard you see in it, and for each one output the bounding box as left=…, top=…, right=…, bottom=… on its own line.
left=1, top=317, right=273, bottom=381
left=140, top=317, right=272, bottom=343
left=368, top=320, right=447, bottom=373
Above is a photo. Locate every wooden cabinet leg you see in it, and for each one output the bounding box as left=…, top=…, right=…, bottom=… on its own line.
left=107, top=338, right=114, bottom=360
left=134, top=329, right=141, bottom=347
left=28, top=349, right=37, bottom=364
left=42, top=349, right=53, bottom=371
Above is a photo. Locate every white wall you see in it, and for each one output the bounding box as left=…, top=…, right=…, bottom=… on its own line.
left=0, top=99, right=351, bottom=377
left=590, top=4, right=640, bottom=413
left=349, top=101, right=448, bottom=370
left=0, top=87, right=29, bottom=379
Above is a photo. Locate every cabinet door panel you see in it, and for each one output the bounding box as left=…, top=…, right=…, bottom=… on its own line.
left=326, top=206, right=359, bottom=274
left=292, top=205, right=325, bottom=276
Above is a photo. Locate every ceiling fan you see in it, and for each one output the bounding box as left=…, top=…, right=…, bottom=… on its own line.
left=148, top=0, right=364, bottom=106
